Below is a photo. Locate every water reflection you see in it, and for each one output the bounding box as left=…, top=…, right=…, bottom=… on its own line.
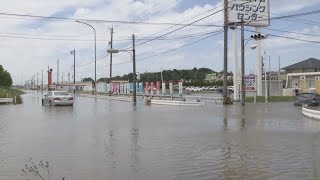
left=104, top=130, right=118, bottom=169
left=223, top=106, right=228, bottom=130
left=130, top=128, right=143, bottom=180
left=0, top=92, right=319, bottom=179
left=312, top=133, right=320, bottom=178
left=240, top=106, right=246, bottom=130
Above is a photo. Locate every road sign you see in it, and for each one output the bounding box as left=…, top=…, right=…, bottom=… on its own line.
left=245, top=75, right=257, bottom=92
left=228, top=0, right=270, bottom=27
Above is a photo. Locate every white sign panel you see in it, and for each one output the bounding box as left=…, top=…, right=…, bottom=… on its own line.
left=178, top=82, right=183, bottom=96
left=169, top=82, right=173, bottom=95
left=228, top=0, right=270, bottom=27
left=245, top=75, right=257, bottom=92
left=162, top=83, right=166, bottom=95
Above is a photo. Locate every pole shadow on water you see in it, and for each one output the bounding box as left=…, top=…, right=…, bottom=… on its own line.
left=220, top=105, right=249, bottom=178
left=129, top=108, right=144, bottom=180
left=104, top=129, right=119, bottom=170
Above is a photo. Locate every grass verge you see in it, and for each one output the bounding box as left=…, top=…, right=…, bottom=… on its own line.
left=0, top=87, right=25, bottom=104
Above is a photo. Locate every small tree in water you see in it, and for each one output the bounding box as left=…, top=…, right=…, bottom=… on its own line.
left=21, top=158, right=65, bottom=180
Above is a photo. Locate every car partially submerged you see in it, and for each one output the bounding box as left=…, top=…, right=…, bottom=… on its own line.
left=42, top=91, right=74, bottom=106
left=294, top=92, right=320, bottom=106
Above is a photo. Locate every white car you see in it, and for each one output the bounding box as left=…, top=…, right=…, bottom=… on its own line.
left=42, top=91, right=74, bottom=106
left=227, top=86, right=234, bottom=92
left=209, top=86, right=219, bottom=91
left=191, top=87, right=203, bottom=92
left=227, top=86, right=234, bottom=91
left=185, top=86, right=194, bottom=91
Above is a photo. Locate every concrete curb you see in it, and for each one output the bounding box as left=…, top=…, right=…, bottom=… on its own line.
left=150, top=99, right=205, bottom=107
left=302, top=107, right=320, bottom=121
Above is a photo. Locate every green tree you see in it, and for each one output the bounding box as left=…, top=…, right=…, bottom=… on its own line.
left=0, top=65, right=12, bottom=87
left=82, top=77, right=94, bottom=82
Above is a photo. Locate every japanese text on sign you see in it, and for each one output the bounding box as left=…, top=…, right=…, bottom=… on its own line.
left=228, top=0, right=270, bottom=27
left=245, top=75, right=257, bottom=92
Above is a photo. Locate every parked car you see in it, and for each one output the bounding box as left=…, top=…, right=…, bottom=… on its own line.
left=191, top=87, right=203, bottom=92
left=42, top=91, right=74, bottom=106
left=209, top=86, right=219, bottom=91
left=227, top=86, right=234, bottom=92
left=294, top=92, right=320, bottom=106
left=185, top=86, right=194, bottom=91
left=218, top=86, right=233, bottom=93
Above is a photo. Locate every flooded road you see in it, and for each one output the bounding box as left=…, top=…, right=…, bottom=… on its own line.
left=0, top=91, right=319, bottom=179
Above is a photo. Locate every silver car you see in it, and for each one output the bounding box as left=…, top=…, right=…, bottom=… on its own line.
left=42, top=91, right=74, bottom=106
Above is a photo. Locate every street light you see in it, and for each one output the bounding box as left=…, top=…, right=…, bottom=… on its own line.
left=75, top=20, right=97, bottom=94
left=250, top=45, right=268, bottom=103
left=107, top=34, right=137, bottom=104
left=240, top=39, right=258, bottom=106
left=250, top=45, right=258, bottom=49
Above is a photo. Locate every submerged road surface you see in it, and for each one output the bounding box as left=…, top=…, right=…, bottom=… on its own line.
left=0, top=91, right=319, bottom=179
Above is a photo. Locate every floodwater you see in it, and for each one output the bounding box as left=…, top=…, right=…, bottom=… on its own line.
left=0, top=91, right=319, bottom=179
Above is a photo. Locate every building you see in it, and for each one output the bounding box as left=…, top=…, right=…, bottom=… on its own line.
left=282, top=58, right=320, bottom=92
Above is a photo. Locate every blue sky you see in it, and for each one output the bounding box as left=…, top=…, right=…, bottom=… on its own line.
left=0, top=0, right=320, bottom=84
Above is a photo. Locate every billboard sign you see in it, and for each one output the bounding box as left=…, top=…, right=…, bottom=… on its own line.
left=169, top=82, right=173, bottom=95
left=178, top=81, right=183, bottom=96
left=228, top=0, right=270, bottom=27
left=156, top=81, right=160, bottom=95
left=150, top=82, right=154, bottom=95
left=162, top=82, right=166, bottom=95
left=245, top=75, right=257, bottom=92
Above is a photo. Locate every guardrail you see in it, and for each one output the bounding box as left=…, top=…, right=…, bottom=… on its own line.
left=302, top=107, right=320, bottom=120
left=150, top=99, right=205, bottom=106
left=0, top=98, right=13, bottom=103
left=0, top=98, right=15, bottom=104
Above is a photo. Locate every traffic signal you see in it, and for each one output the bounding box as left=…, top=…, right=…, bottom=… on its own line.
left=250, top=33, right=267, bottom=40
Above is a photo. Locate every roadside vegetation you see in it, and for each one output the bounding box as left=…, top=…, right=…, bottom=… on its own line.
left=0, top=64, right=24, bottom=104
left=95, top=67, right=234, bottom=86
left=0, top=87, right=24, bottom=104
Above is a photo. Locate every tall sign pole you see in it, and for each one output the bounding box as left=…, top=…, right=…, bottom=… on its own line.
left=228, top=0, right=270, bottom=98
left=241, top=21, right=245, bottom=106
left=71, top=49, right=76, bottom=96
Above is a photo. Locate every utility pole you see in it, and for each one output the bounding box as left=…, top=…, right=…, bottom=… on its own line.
left=161, top=67, right=163, bottom=85
left=263, top=54, right=267, bottom=103
left=241, top=21, right=245, bottom=106
left=269, top=56, right=271, bottom=96
left=223, top=0, right=228, bottom=104
left=71, top=49, right=76, bottom=96
left=109, top=26, right=114, bottom=96
left=132, top=34, right=137, bottom=103
left=57, top=59, right=60, bottom=88
left=37, top=72, right=39, bottom=89
left=278, top=56, right=281, bottom=80
left=41, top=70, right=43, bottom=93
left=62, top=75, right=64, bottom=84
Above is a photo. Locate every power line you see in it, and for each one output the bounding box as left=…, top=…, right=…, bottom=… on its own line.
left=117, top=0, right=178, bottom=32
left=244, top=29, right=320, bottom=44
left=262, top=28, right=320, bottom=38
left=135, top=9, right=223, bottom=47
left=0, top=29, right=223, bottom=41
left=135, top=5, right=224, bottom=43
left=138, top=30, right=224, bottom=61
left=0, top=12, right=220, bottom=27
